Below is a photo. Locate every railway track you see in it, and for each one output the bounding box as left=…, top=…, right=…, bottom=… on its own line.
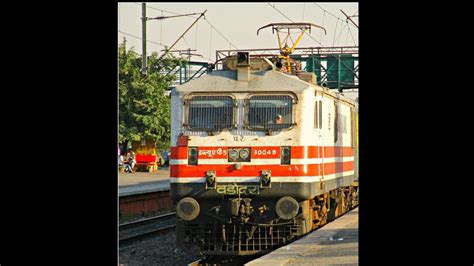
left=119, top=212, right=176, bottom=244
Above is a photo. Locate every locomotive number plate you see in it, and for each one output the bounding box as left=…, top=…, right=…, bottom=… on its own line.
left=216, top=185, right=260, bottom=195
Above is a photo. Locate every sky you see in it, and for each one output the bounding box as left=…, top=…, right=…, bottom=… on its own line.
left=118, top=2, right=358, bottom=62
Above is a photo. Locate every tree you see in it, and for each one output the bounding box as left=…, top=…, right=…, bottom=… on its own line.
left=119, top=40, right=184, bottom=150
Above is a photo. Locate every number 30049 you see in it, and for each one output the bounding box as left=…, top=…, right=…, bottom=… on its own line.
left=254, top=149, right=277, bottom=156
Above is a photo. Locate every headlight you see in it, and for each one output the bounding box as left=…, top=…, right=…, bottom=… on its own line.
left=239, top=148, right=250, bottom=160
left=176, top=197, right=200, bottom=221
left=229, top=149, right=239, bottom=160
left=275, top=196, right=299, bottom=220
left=228, top=147, right=251, bottom=162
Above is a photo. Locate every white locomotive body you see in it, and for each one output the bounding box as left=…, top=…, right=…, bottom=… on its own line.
left=170, top=54, right=358, bottom=256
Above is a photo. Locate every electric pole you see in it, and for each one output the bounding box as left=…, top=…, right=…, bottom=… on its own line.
left=141, top=3, right=147, bottom=74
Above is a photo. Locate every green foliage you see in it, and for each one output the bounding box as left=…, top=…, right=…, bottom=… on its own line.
left=119, top=41, right=185, bottom=148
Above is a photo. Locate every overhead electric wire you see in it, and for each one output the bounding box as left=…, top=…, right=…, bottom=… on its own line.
left=319, top=10, right=326, bottom=44
left=136, top=3, right=199, bottom=18
left=209, top=26, right=213, bottom=59
left=334, top=22, right=348, bottom=46
left=134, top=3, right=239, bottom=61
left=160, top=11, right=163, bottom=43
left=267, top=3, right=293, bottom=22
left=194, top=20, right=199, bottom=50
left=170, top=38, right=214, bottom=63
left=142, top=3, right=238, bottom=50
left=313, top=3, right=358, bottom=30
left=267, top=3, right=323, bottom=46
left=182, top=36, right=191, bottom=49
left=302, top=3, right=306, bottom=21
left=313, top=3, right=340, bottom=20
left=203, top=18, right=239, bottom=50
left=347, top=24, right=357, bottom=46
left=119, top=30, right=167, bottom=48
left=345, top=22, right=350, bottom=45
left=339, top=22, right=349, bottom=46
left=120, top=30, right=213, bottom=63
left=181, top=36, right=215, bottom=61
left=332, top=19, right=340, bottom=46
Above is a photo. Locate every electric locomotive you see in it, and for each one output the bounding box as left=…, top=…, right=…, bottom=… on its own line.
left=170, top=23, right=358, bottom=256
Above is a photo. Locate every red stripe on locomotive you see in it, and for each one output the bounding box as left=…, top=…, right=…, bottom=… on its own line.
left=170, top=146, right=354, bottom=159
left=170, top=161, right=354, bottom=178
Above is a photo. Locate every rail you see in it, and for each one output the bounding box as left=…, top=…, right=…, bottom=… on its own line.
left=119, top=212, right=176, bottom=244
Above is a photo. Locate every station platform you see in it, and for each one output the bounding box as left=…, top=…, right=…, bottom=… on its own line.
left=246, top=207, right=358, bottom=266
left=119, top=169, right=170, bottom=197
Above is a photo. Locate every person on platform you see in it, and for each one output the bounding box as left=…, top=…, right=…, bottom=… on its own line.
left=124, top=149, right=136, bottom=173
left=162, top=150, right=170, bottom=168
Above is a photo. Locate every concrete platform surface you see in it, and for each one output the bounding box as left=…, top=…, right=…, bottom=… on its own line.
left=119, top=169, right=170, bottom=187
left=246, top=207, right=358, bottom=266
left=119, top=169, right=170, bottom=197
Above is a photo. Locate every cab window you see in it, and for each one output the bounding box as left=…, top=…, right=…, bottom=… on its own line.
left=247, top=95, right=293, bottom=130
left=187, top=95, right=234, bottom=131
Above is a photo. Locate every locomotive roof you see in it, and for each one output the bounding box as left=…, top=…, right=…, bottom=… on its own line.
left=173, top=68, right=355, bottom=106
left=175, top=69, right=308, bottom=93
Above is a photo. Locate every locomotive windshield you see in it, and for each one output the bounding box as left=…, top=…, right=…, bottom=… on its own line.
left=247, top=95, right=293, bottom=130
left=187, top=96, right=234, bottom=131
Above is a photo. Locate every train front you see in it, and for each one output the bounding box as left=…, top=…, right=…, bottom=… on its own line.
left=170, top=54, right=316, bottom=256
